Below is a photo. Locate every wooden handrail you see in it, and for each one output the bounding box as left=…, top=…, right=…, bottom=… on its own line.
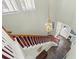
left=2, top=26, right=12, bottom=34
left=10, top=34, right=48, bottom=37
left=11, top=34, right=60, bottom=48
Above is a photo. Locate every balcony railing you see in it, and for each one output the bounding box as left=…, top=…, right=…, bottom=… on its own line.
left=11, top=34, right=60, bottom=48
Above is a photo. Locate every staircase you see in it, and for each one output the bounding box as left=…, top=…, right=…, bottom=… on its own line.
left=2, top=28, right=60, bottom=59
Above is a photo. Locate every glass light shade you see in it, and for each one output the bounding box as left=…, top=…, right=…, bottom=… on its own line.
left=45, top=22, right=52, bottom=33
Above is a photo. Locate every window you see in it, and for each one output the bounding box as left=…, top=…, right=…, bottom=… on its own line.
left=2, top=0, right=36, bottom=14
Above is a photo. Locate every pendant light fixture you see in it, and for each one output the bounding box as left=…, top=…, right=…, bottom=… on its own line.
left=45, top=0, right=52, bottom=35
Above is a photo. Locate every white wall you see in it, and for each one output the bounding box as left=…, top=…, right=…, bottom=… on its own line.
left=2, top=0, right=56, bottom=35
left=2, top=0, right=76, bottom=34
left=55, top=0, right=76, bottom=32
